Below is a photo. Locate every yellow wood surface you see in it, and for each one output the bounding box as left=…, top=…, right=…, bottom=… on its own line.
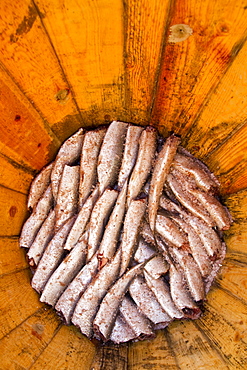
left=0, top=0, right=247, bottom=369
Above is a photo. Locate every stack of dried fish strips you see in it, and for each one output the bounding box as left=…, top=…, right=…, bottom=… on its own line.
left=20, top=121, right=232, bottom=344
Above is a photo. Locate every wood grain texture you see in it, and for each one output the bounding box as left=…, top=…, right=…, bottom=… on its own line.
left=29, top=325, right=95, bottom=370
left=35, top=0, right=125, bottom=130
left=128, top=330, right=178, bottom=369
left=167, top=320, right=228, bottom=370
left=123, top=0, right=171, bottom=123
left=0, top=237, right=28, bottom=276
left=151, top=0, right=247, bottom=137
left=0, top=0, right=81, bottom=137
left=0, top=154, right=33, bottom=194
left=90, top=344, right=128, bottom=370
left=206, top=288, right=247, bottom=346
left=0, top=186, right=28, bottom=236
left=196, top=297, right=247, bottom=369
left=216, top=259, right=247, bottom=304
left=185, top=39, right=247, bottom=159
left=0, top=65, right=60, bottom=171
left=0, top=308, right=61, bottom=370
left=0, top=269, right=42, bottom=340
left=206, top=122, right=247, bottom=194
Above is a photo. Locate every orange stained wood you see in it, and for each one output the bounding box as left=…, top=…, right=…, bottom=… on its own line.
left=0, top=269, right=43, bottom=339
left=151, top=0, right=247, bottom=137
left=29, top=324, right=96, bottom=370
left=217, top=260, right=247, bottom=303
left=185, top=40, right=247, bottom=159
left=205, top=288, right=247, bottom=345
left=0, top=308, right=61, bottom=370
left=128, top=330, right=177, bottom=369
left=35, top=0, right=125, bottom=127
left=167, top=320, right=228, bottom=370
left=0, top=237, right=27, bottom=276
left=0, top=154, right=33, bottom=194
left=206, top=122, right=247, bottom=194
left=0, top=0, right=81, bottom=137
left=225, top=220, right=247, bottom=255
left=196, top=289, right=247, bottom=369
left=0, top=186, right=28, bottom=236
left=124, top=0, right=171, bottom=123
left=0, top=65, right=60, bottom=171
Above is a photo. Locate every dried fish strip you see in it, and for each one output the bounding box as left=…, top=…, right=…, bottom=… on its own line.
left=55, top=254, right=98, bottom=324
left=40, top=232, right=88, bottom=306
left=144, top=271, right=184, bottom=319
left=120, top=198, right=147, bottom=276
left=160, top=195, right=222, bottom=257
left=168, top=247, right=205, bottom=302
left=31, top=217, right=75, bottom=293
left=27, top=209, right=56, bottom=267
left=93, top=262, right=145, bottom=341
left=79, top=127, right=107, bottom=207
left=172, top=217, right=212, bottom=277
left=119, top=296, right=155, bottom=340
left=20, top=185, right=53, bottom=249
left=55, top=165, right=80, bottom=231
left=64, top=187, right=99, bottom=251
left=148, top=134, right=180, bottom=231
left=51, top=128, right=84, bottom=200
left=27, top=162, right=53, bottom=210
left=169, top=264, right=201, bottom=318
left=129, top=276, right=172, bottom=326
left=156, top=214, right=189, bottom=249
left=72, top=248, right=122, bottom=338
left=97, top=121, right=128, bottom=194
left=172, top=153, right=219, bottom=193
left=167, top=171, right=215, bottom=226
left=97, top=182, right=127, bottom=268
left=118, top=125, right=143, bottom=188
left=134, top=239, right=169, bottom=279
left=87, top=189, right=118, bottom=261
left=127, top=127, right=157, bottom=206
left=110, top=314, right=136, bottom=344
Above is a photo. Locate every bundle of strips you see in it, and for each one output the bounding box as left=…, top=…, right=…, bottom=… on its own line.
left=20, top=121, right=232, bottom=344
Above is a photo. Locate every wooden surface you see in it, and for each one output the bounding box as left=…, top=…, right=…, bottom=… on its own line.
left=0, top=0, right=247, bottom=369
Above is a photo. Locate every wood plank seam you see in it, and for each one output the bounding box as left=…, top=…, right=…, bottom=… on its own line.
left=27, top=323, right=63, bottom=370
left=184, top=31, right=247, bottom=147
left=0, top=60, right=61, bottom=148
left=31, top=0, right=84, bottom=124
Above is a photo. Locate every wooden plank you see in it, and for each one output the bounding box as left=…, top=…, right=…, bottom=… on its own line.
left=90, top=344, right=128, bottom=370
left=0, top=65, right=60, bottom=171
left=0, top=237, right=28, bottom=276
left=196, top=299, right=247, bottom=369
left=0, top=269, right=42, bottom=339
left=30, top=325, right=96, bottom=370
left=185, top=40, right=247, bottom=160
left=0, top=0, right=81, bottom=138
left=167, top=320, right=228, bottom=370
left=0, top=308, right=61, bottom=370
left=206, top=288, right=247, bottom=345
left=205, top=122, right=247, bottom=195
left=224, top=219, right=247, bottom=255
left=151, top=0, right=247, bottom=138
left=35, top=0, right=125, bottom=127
left=224, top=188, right=247, bottom=220
left=0, top=186, right=28, bottom=236
left=0, top=154, right=33, bottom=194
left=128, top=330, right=178, bottom=369
left=216, top=260, right=247, bottom=303
left=124, top=0, right=171, bottom=123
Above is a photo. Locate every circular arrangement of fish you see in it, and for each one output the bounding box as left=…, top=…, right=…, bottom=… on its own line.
left=20, top=121, right=233, bottom=344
